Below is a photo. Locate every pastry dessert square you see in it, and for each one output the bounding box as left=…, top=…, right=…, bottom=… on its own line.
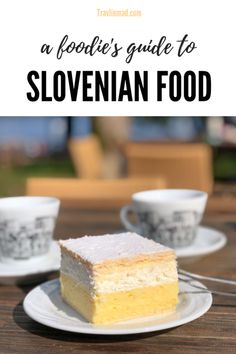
left=59, top=232, right=178, bottom=324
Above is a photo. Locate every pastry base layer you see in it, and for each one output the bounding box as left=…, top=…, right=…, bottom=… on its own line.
left=60, top=273, right=178, bottom=324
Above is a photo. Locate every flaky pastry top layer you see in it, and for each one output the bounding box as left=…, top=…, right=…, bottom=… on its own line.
left=59, top=232, right=175, bottom=267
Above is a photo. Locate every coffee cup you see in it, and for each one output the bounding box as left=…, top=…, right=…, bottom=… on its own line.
left=120, top=189, right=208, bottom=248
left=0, top=196, right=60, bottom=262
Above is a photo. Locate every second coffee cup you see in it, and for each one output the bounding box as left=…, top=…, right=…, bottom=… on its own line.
left=120, top=189, right=208, bottom=248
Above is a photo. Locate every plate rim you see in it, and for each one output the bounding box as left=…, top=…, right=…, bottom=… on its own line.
left=176, top=225, right=227, bottom=258
left=23, top=278, right=213, bottom=335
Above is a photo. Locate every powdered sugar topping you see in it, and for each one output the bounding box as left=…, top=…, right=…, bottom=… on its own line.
left=60, top=232, right=171, bottom=264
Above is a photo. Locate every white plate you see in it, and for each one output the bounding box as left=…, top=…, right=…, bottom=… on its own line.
left=23, top=278, right=212, bottom=335
left=176, top=226, right=227, bottom=258
left=0, top=241, right=60, bottom=284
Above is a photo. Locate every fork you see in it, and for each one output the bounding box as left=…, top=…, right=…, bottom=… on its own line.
left=178, top=269, right=236, bottom=297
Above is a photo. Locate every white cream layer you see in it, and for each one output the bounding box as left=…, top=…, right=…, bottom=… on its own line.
left=61, top=252, right=178, bottom=295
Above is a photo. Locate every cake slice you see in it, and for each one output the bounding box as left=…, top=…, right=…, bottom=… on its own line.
left=59, top=232, right=178, bottom=324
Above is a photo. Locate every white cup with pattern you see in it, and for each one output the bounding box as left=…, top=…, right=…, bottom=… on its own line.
left=0, top=196, right=60, bottom=262
left=120, top=189, right=208, bottom=248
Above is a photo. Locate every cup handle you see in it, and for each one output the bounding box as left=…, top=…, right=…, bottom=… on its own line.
left=120, top=205, right=141, bottom=234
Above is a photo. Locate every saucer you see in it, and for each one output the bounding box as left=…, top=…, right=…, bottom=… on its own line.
left=0, top=241, right=60, bottom=285
left=176, top=226, right=227, bottom=259
left=23, top=278, right=212, bottom=335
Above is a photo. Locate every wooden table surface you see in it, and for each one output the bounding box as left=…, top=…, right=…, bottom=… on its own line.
left=1, top=191, right=236, bottom=354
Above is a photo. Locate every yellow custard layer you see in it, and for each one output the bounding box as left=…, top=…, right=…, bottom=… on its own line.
left=60, top=273, right=178, bottom=324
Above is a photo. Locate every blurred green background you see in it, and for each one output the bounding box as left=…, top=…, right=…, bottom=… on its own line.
left=0, top=116, right=236, bottom=196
